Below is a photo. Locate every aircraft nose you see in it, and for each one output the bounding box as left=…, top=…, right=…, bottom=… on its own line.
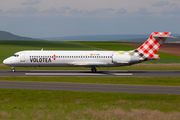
left=3, top=58, right=12, bottom=66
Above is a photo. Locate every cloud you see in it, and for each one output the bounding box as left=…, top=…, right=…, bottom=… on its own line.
left=117, top=8, right=127, bottom=15
left=138, top=7, right=148, bottom=15
left=6, top=7, right=38, bottom=14
left=105, top=8, right=115, bottom=12
left=161, top=4, right=180, bottom=15
left=85, top=8, right=115, bottom=15
left=153, top=1, right=169, bottom=7
left=21, top=0, right=40, bottom=5
left=42, top=6, right=71, bottom=14
left=69, top=9, right=83, bottom=14
left=42, top=7, right=58, bottom=14
left=0, top=9, right=2, bottom=13
left=138, top=7, right=152, bottom=15
left=59, top=6, right=71, bottom=13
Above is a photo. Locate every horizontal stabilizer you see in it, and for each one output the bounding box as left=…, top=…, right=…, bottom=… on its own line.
left=153, top=36, right=177, bottom=39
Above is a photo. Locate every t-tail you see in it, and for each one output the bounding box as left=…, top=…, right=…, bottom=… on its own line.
left=132, top=32, right=172, bottom=61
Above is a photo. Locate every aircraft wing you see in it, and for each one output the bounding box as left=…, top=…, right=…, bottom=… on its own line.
left=115, top=61, right=129, bottom=63
left=67, top=62, right=108, bottom=66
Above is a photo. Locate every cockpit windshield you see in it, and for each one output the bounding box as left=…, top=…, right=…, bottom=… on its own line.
left=13, top=54, right=19, bottom=57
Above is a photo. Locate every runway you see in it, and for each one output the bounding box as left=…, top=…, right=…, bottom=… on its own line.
left=0, top=81, right=179, bottom=94
left=0, top=70, right=180, bottom=94
left=0, top=70, right=180, bottom=77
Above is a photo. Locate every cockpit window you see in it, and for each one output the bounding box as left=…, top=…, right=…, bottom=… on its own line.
left=13, top=54, right=19, bottom=57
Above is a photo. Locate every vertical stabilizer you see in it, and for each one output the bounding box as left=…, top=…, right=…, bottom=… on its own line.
left=133, top=32, right=171, bottom=60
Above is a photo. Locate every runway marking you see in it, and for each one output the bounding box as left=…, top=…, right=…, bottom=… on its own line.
left=25, top=73, right=105, bottom=76
left=0, top=83, right=180, bottom=92
left=30, top=70, right=130, bottom=72
left=25, top=73, right=133, bottom=76
left=112, top=73, right=133, bottom=76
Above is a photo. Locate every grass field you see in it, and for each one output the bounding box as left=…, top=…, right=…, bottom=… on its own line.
left=0, top=89, right=180, bottom=119
left=76, top=41, right=180, bottom=63
left=73, top=41, right=136, bottom=51
left=1, top=77, right=180, bottom=86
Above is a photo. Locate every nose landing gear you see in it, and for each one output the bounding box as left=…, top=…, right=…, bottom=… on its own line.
left=12, top=67, right=16, bottom=72
left=91, top=67, right=97, bottom=73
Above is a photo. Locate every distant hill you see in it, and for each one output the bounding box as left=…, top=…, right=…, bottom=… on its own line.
left=41, top=34, right=149, bottom=41
left=41, top=34, right=180, bottom=43
left=0, top=31, right=37, bottom=40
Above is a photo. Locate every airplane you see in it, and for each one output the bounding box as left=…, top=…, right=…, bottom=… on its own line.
left=3, top=32, right=173, bottom=72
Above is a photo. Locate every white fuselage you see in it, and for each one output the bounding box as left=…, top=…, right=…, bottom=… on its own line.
left=3, top=50, right=140, bottom=68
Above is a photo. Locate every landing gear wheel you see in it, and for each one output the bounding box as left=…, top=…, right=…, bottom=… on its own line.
left=12, top=67, right=16, bottom=72
left=91, top=67, right=97, bottom=73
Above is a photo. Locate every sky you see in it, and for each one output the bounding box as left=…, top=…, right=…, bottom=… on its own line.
left=0, top=0, right=180, bottom=38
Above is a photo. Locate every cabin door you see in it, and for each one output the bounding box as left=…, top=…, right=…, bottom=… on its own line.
left=20, top=53, right=25, bottom=62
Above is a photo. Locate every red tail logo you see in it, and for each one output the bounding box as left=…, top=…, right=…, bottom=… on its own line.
left=133, top=32, right=171, bottom=60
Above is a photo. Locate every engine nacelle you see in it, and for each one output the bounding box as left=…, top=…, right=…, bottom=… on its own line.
left=112, top=54, right=139, bottom=64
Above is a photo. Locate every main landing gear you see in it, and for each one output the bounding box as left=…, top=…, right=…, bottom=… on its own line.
left=91, top=67, right=97, bottom=73
left=12, top=67, right=16, bottom=72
